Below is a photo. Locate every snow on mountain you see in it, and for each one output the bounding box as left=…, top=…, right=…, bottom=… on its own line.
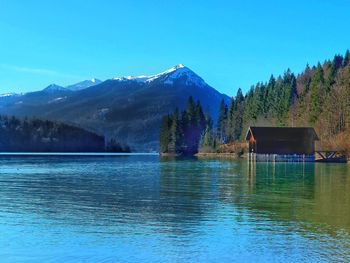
left=113, top=75, right=149, bottom=83
left=48, top=96, right=67, bottom=104
left=66, top=78, right=102, bottom=91
left=113, top=64, right=206, bottom=87
left=0, top=93, right=19, bottom=98
left=3, top=65, right=205, bottom=98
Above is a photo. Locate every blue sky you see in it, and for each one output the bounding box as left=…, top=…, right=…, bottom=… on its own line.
left=0, top=0, right=349, bottom=96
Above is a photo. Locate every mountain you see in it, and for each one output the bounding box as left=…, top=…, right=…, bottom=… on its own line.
left=0, top=65, right=229, bottom=151
left=42, top=84, right=69, bottom=93
left=66, top=78, right=102, bottom=91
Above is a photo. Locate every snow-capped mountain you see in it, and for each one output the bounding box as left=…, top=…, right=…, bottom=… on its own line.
left=0, top=65, right=229, bottom=151
left=66, top=78, right=102, bottom=91
left=113, top=64, right=206, bottom=87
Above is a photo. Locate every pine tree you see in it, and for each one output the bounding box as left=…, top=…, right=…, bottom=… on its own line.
left=196, top=100, right=207, bottom=132
left=227, top=97, right=235, bottom=142
left=185, top=96, right=197, bottom=125
left=200, top=115, right=215, bottom=150
left=309, top=63, right=325, bottom=124
left=326, top=55, right=343, bottom=91
left=278, top=69, right=297, bottom=124
left=184, top=100, right=206, bottom=154
left=233, top=88, right=244, bottom=140
left=169, top=109, right=181, bottom=153
left=266, top=75, right=276, bottom=117
left=227, top=88, right=245, bottom=141
left=159, top=115, right=171, bottom=153
left=343, top=50, right=350, bottom=67
left=217, top=99, right=228, bottom=143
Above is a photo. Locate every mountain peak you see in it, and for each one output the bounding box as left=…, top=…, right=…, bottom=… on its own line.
left=149, top=64, right=207, bottom=87
left=46, top=84, right=60, bottom=88
left=43, top=84, right=67, bottom=93
left=158, top=64, right=187, bottom=76
left=172, top=64, right=185, bottom=70
left=112, top=64, right=207, bottom=87
left=66, top=79, right=102, bottom=91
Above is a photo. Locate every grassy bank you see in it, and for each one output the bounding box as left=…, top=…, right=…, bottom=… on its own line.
left=198, top=142, right=247, bottom=159
left=195, top=152, right=244, bottom=159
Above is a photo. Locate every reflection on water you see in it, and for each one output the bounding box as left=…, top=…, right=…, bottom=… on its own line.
left=0, top=155, right=349, bottom=262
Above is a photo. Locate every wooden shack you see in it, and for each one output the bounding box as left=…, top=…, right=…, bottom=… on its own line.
left=245, top=127, right=319, bottom=161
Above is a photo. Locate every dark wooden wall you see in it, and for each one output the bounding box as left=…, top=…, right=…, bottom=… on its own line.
left=255, top=139, right=315, bottom=155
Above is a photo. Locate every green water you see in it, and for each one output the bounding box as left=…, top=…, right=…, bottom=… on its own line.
left=0, top=155, right=349, bottom=262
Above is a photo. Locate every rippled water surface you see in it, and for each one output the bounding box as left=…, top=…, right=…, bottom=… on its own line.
left=0, top=155, right=350, bottom=262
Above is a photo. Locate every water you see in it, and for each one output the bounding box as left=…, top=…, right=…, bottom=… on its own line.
left=0, top=155, right=349, bottom=262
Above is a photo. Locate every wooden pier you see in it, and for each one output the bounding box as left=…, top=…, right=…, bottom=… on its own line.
left=315, top=151, right=347, bottom=163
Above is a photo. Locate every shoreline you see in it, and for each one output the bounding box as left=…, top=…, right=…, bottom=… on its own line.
left=195, top=152, right=243, bottom=159
left=0, top=152, right=158, bottom=156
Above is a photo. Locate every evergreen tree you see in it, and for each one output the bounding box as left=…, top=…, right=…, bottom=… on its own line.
left=217, top=99, right=228, bottom=143
left=343, top=50, right=350, bottom=67
left=196, top=100, right=207, bottom=132
left=326, top=55, right=343, bottom=91
left=169, top=109, right=182, bottom=153
left=278, top=69, right=297, bottom=124
left=185, top=96, right=197, bottom=125
left=227, top=88, right=245, bottom=141
left=266, top=75, right=276, bottom=116
left=309, top=63, right=325, bottom=124
left=200, top=115, right=215, bottom=150
left=159, top=115, right=171, bottom=153
left=227, top=97, right=236, bottom=142
left=233, top=88, right=244, bottom=140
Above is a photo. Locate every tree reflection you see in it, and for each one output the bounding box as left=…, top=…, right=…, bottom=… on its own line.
left=0, top=156, right=349, bottom=237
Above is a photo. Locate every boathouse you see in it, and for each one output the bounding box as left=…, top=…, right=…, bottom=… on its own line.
left=245, top=127, right=319, bottom=162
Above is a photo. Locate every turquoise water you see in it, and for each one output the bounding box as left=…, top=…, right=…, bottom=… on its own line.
left=0, top=155, right=349, bottom=262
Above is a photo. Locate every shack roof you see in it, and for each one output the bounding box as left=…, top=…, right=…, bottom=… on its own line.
left=245, top=127, right=319, bottom=141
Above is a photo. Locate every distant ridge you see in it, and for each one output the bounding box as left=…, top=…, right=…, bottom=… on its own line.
left=66, top=78, right=102, bottom=91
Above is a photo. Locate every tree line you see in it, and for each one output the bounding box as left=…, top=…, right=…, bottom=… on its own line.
left=160, top=50, right=350, bottom=155
left=0, top=115, right=130, bottom=152
left=239, top=50, right=350, bottom=145
left=160, top=96, right=209, bottom=155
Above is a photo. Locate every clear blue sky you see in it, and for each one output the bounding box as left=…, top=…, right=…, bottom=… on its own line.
left=0, top=0, right=349, bottom=96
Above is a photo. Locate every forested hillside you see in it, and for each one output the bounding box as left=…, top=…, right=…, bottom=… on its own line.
left=161, top=50, right=350, bottom=156
left=239, top=50, right=350, bottom=140
left=0, top=116, right=105, bottom=152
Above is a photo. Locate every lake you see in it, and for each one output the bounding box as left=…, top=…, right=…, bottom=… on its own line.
left=0, top=155, right=349, bottom=262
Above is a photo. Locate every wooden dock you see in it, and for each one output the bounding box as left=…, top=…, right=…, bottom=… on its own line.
left=247, top=151, right=347, bottom=163
left=315, top=151, right=347, bottom=163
